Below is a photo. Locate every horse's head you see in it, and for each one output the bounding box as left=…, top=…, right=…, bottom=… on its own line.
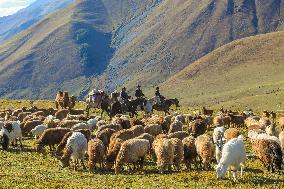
left=173, top=98, right=180, bottom=107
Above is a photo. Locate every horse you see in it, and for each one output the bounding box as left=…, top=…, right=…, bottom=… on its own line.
left=121, top=98, right=141, bottom=117
left=86, top=91, right=110, bottom=117
left=152, top=98, right=180, bottom=115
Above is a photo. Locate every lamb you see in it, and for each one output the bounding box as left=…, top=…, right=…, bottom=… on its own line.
left=195, top=134, right=215, bottom=170
left=31, top=125, right=48, bottom=139
left=188, top=119, right=207, bottom=137
left=169, top=138, right=184, bottom=171
left=213, top=127, right=226, bottom=163
left=152, top=138, right=175, bottom=174
left=182, top=136, right=198, bottom=170
left=224, top=128, right=240, bottom=141
left=59, top=132, right=88, bottom=170
left=88, top=138, right=105, bottom=172
left=129, top=125, right=145, bottom=137
left=0, top=121, right=23, bottom=150
left=114, top=139, right=150, bottom=174
left=144, top=124, right=163, bottom=137
left=168, top=131, right=189, bottom=140
left=168, top=121, right=183, bottom=133
left=36, top=127, right=71, bottom=152
left=215, top=135, right=246, bottom=181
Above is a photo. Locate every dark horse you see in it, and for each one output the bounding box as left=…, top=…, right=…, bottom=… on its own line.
left=152, top=98, right=180, bottom=115
left=122, top=98, right=143, bottom=117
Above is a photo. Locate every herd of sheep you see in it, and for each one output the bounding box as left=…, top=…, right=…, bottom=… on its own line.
left=0, top=106, right=284, bottom=181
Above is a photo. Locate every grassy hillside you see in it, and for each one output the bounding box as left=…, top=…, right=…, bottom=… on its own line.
left=161, top=31, right=284, bottom=112
left=101, top=0, right=284, bottom=92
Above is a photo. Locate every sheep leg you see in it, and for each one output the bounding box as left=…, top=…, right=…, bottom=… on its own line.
left=19, top=137, right=23, bottom=149
left=81, top=159, right=87, bottom=170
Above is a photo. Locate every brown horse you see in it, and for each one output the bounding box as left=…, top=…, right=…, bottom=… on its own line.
left=152, top=98, right=180, bottom=115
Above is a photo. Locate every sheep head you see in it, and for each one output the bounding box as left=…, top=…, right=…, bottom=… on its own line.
left=215, top=164, right=226, bottom=179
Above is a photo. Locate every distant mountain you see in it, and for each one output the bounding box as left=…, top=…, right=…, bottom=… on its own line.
left=0, top=0, right=283, bottom=100
left=0, top=0, right=74, bottom=43
left=0, top=0, right=158, bottom=99
left=101, top=0, right=284, bottom=93
left=161, top=30, right=284, bottom=110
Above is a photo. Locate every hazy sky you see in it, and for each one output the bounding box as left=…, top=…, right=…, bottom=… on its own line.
left=0, top=0, right=36, bottom=17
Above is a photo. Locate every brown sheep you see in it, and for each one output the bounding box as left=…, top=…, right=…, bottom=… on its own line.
left=168, top=131, right=189, bottom=140
left=135, top=133, right=155, bottom=148
left=129, top=118, right=145, bottom=127
left=182, top=136, right=198, bottom=170
left=58, top=120, right=81, bottom=128
left=152, top=138, right=175, bottom=174
left=278, top=117, right=284, bottom=129
left=251, top=139, right=282, bottom=173
left=88, top=138, right=105, bottom=172
left=224, top=128, right=241, bottom=141
left=195, top=134, right=215, bottom=170
left=279, top=131, right=284, bottom=152
left=106, top=138, right=124, bottom=170
left=97, top=124, right=122, bottom=133
left=202, top=107, right=213, bottom=116
left=36, top=128, right=71, bottom=152
left=96, top=128, right=116, bottom=151
left=168, top=121, right=183, bottom=134
left=213, top=116, right=224, bottom=126
left=169, top=138, right=184, bottom=171
left=17, top=112, right=31, bottom=122
left=114, top=139, right=150, bottom=174
left=129, top=125, right=145, bottom=137
left=161, top=115, right=173, bottom=133
left=188, top=119, right=207, bottom=137
left=55, top=109, right=70, bottom=120
left=144, top=124, right=163, bottom=137
left=109, top=129, right=134, bottom=148
left=228, top=114, right=245, bottom=127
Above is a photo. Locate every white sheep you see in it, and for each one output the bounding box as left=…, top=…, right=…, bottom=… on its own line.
left=87, top=117, right=101, bottom=130
left=215, top=135, right=246, bottom=181
left=60, top=132, right=88, bottom=170
left=31, top=125, right=48, bottom=139
left=0, top=121, right=23, bottom=150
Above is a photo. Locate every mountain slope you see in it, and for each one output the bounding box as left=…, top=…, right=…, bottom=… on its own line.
left=160, top=30, right=284, bottom=110
left=0, top=0, right=159, bottom=99
left=101, top=0, right=284, bottom=92
left=0, top=0, right=75, bottom=43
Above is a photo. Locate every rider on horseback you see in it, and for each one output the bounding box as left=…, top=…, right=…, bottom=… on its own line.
left=155, top=87, right=165, bottom=105
left=135, top=85, right=145, bottom=110
left=120, top=87, right=129, bottom=113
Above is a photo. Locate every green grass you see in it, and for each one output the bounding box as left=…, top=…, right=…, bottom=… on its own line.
left=0, top=100, right=284, bottom=188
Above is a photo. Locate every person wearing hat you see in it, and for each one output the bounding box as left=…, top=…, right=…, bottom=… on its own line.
left=135, top=85, right=145, bottom=110
left=135, top=85, right=144, bottom=99
left=120, top=87, right=129, bottom=101
left=155, top=86, right=165, bottom=105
